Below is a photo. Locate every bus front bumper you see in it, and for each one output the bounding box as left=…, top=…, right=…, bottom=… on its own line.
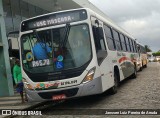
left=26, top=77, right=103, bottom=102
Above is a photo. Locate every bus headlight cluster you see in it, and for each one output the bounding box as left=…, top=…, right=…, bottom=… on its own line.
left=82, top=67, right=96, bottom=84
left=23, top=78, right=34, bottom=90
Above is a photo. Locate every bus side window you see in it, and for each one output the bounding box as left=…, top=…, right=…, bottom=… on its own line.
left=129, top=38, right=134, bottom=52
left=104, top=25, right=116, bottom=50
left=120, top=34, right=127, bottom=51
left=125, top=37, right=131, bottom=52
left=131, top=40, right=135, bottom=53
left=112, top=29, right=122, bottom=51
left=92, top=25, right=107, bottom=65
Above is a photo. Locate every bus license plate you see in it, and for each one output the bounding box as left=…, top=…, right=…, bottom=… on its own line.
left=52, top=94, right=66, bottom=100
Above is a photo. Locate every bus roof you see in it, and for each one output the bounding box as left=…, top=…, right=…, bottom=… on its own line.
left=21, top=8, right=87, bottom=24
left=86, top=8, right=136, bottom=41
left=20, top=8, right=136, bottom=41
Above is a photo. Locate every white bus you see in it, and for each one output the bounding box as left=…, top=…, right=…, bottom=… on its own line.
left=19, top=8, right=140, bottom=102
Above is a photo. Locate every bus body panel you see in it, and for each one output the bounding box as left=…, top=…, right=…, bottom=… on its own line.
left=89, top=9, right=138, bottom=79
left=26, top=76, right=103, bottom=102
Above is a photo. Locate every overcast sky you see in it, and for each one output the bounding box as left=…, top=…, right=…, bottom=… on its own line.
left=89, top=0, right=160, bottom=52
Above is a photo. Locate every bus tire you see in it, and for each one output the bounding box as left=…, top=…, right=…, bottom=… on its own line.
left=131, top=66, right=137, bottom=79
left=109, top=72, right=118, bottom=94
left=144, top=64, right=147, bottom=68
left=139, top=66, right=143, bottom=71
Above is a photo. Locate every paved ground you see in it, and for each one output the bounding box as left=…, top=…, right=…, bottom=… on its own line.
left=0, top=92, right=29, bottom=110
left=11, top=62, right=160, bottom=118
left=0, top=88, right=39, bottom=118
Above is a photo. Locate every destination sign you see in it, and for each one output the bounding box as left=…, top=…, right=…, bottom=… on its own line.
left=21, top=9, right=87, bottom=32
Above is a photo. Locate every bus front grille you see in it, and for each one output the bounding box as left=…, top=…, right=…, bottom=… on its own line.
left=38, top=88, right=79, bottom=99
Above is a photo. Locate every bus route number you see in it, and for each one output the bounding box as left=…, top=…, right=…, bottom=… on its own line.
left=32, top=59, right=50, bottom=67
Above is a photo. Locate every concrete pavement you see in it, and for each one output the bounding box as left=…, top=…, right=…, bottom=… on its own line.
left=0, top=89, right=39, bottom=118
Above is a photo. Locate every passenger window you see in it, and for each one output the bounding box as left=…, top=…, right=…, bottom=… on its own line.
left=125, top=37, right=131, bottom=52
left=120, top=34, right=127, bottom=51
left=104, top=25, right=112, bottom=38
left=129, top=38, right=133, bottom=52
left=131, top=40, right=135, bottom=52
left=112, top=30, right=122, bottom=51
left=104, top=25, right=115, bottom=50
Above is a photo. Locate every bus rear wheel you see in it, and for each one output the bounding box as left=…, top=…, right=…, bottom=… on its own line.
left=109, top=73, right=118, bottom=94
left=139, top=66, right=143, bottom=71
left=144, top=64, right=147, bottom=68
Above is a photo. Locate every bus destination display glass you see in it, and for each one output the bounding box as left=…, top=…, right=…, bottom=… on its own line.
left=21, top=9, right=87, bottom=32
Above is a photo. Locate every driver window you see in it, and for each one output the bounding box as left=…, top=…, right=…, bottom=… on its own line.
left=92, top=21, right=107, bottom=65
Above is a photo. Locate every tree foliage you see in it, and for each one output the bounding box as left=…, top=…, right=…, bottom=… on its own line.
left=152, top=52, right=160, bottom=56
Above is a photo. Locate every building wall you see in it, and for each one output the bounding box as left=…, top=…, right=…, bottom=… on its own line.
left=0, top=0, right=14, bottom=96
left=0, top=0, right=49, bottom=96
left=2, top=0, right=49, bottom=34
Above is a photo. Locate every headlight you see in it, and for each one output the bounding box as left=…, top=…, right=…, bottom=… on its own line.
left=82, top=67, right=96, bottom=84
left=23, top=78, right=34, bottom=90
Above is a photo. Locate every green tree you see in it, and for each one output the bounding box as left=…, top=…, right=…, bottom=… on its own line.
left=152, top=52, right=160, bottom=56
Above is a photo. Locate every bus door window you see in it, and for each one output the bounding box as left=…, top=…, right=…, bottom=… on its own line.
left=91, top=18, right=107, bottom=65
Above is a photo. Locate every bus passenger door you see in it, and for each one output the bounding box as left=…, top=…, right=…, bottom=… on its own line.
left=91, top=17, right=113, bottom=91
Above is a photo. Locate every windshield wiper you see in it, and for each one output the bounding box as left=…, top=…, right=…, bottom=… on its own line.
left=60, top=23, right=70, bottom=48
left=33, top=30, right=45, bottom=48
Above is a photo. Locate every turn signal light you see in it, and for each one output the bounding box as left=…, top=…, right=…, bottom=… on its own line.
left=82, top=67, right=96, bottom=84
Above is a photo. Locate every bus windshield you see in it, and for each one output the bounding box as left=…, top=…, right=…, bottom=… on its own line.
left=21, top=24, right=92, bottom=73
